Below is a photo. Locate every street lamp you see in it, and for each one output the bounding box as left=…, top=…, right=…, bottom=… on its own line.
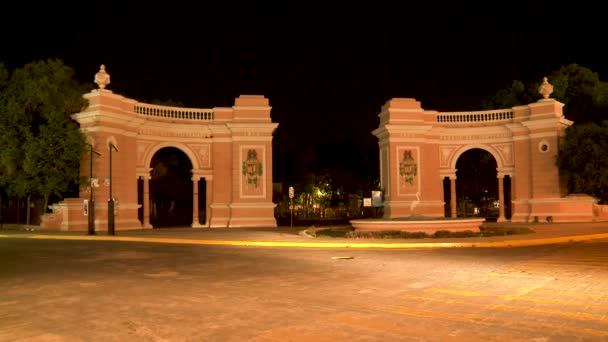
left=87, top=144, right=101, bottom=235
left=108, top=142, right=119, bottom=235
left=289, top=186, right=294, bottom=229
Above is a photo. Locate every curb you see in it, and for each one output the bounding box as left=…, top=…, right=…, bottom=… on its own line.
left=2, top=233, right=608, bottom=249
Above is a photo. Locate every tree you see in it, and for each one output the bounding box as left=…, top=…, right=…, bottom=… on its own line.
left=294, top=172, right=333, bottom=218
left=0, top=63, right=7, bottom=91
left=0, top=63, right=10, bottom=191
left=23, top=110, right=86, bottom=215
left=556, top=122, right=608, bottom=204
left=0, top=59, right=89, bottom=223
left=0, top=64, right=33, bottom=222
left=149, top=98, right=186, bottom=107
left=481, top=80, right=535, bottom=110
left=483, top=64, right=608, bottom=124
left=0, top=63, right=6, bottom=222
left=547, top=64, right=606, bottom=123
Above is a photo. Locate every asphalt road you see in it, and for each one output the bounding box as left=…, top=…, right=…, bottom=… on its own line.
left=1, top=237, right=607, bottom=341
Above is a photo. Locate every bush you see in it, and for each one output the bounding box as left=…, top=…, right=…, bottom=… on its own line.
left=344, top=230, right=431, bottom=239
left=307, top=226, right=354, bottom=238
left=305, top=225, right=535, bottom=239
left=433, top=230, right=452, bottom=238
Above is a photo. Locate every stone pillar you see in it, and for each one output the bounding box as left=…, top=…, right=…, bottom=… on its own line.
left=227, top=95, right=278, bottom=228
left=209, top=139, right=232, bottom=228
left=142, top=175, right=152, bottom=229
left=372, top=98, right=443, bottom=218
left=497, top=175, right=505, bottom=222
left=450, top=177, right=457, bottom=218
left=510, top=173, right=515, bottom=198
left=191, top=176, right=204, bottom=228
left=206, top=178, right=213, bottom=227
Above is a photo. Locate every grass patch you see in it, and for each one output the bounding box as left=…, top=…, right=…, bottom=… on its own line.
left=304, top=225, right=535, bottom=239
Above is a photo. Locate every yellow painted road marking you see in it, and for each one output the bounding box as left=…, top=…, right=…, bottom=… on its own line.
left=0, top=232, right=607, bottom=249
left=393, top=306, right=608, bottom=337
left=428, top=288, right=608, bottom=308
left=399, top=294, right=468, bottom=305
left=501, top=295, right=603, bottom=307
left=427, top=289, right=497, bottom=297
left=398, top=293, right=606, bottom=320
left=485, top=272, right=555, bottom=281
left=491, top=304, right=607, bottom=322
left=393, top=307, right=483, bottom=322
left=527, top=289, right=606, bottom=300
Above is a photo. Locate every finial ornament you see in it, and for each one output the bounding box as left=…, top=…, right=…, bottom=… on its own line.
left=94, top=64, right=110, bottom=89
left=538, top=76, right=553, bottom=99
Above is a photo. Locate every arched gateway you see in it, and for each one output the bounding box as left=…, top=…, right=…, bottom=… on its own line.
left=374, top=78, right=604, bottom=223
left=41, top=65, right=278, bottom=231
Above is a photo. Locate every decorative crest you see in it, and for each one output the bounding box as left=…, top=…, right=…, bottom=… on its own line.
left=538, top=76, right=553, bottom=99
left=94, top=64, right=111, bottom=89
left=242, top=149, right=263, bottom=188
left=399, top=150, right=417, bottom=186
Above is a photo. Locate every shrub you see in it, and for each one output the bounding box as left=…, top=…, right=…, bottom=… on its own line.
left=309, top=226, right=354, bottom=237
left=434, top=230, right=452, bottom=238
left=307, top=225, right=534, bottom=239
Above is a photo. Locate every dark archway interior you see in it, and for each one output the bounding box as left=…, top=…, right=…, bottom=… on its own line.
left=456, top=148, right=498, bottom=219
left=149, top=147, right=193, bottom=227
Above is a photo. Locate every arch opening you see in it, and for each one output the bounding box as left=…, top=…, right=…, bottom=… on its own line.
left=455, top=148, right=498, bottom=220
left=149, top=147, right=193, bottom=228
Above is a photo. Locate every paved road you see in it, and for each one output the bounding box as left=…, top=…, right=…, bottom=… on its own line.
left=1, top=235, right=607, bottom=341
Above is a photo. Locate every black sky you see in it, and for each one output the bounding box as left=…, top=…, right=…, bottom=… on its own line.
left=3, top=5, right=607, bottom=184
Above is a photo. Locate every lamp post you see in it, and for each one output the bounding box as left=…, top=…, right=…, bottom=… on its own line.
left=289, top=186, right=294, bottom=229
left=88, top=144, right=101, bottom=235
left=108, top=142, right=119, bottom=235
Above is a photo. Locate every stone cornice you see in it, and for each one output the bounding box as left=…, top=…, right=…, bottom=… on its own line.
left=231, top=105, right=272, bottom=111
left=521, top=118, right=572, bottom=130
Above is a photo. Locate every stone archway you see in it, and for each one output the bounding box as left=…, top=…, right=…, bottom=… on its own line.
left=149, top=147, right=193, bottom=228
left=372, top=78, right=598, bottom=223
left=138, top=142, right=203, bottom=229
left=454, top=148, right=499, bottom=219
left=41, top=65, right=279, bottom=231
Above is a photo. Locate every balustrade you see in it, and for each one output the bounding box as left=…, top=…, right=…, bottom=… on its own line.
left=134, top=103, right=214, bottom=121
left=437, top=109, right=513, bottom=123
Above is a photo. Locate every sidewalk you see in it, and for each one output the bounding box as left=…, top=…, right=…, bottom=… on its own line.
left=1, top=222, right=608, bottom=248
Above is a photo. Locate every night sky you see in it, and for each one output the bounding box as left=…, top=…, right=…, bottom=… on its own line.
left=3, top=5, right=607, bottom=184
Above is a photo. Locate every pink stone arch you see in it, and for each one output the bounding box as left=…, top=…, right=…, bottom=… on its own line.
left=449, top=144, right=504, bottom=171
left=55, top=68, right=278, bottom=231
left=144, top=142, right=199, bottom=170
left=373, top=94, right=583, bottom=223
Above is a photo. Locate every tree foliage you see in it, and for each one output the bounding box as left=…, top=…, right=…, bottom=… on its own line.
left=293, top=172, right=333, bottom=218
left=0, top=59, right=89, bottom=218
left=149, top=98, right=186, bottom=107
left=482, top=63, right=608, bottom=124
left=481, top=63, right=608, bottom=205
left=481, top=80, right=534, bottom=110
left=547, top=64, right=605, bottom=123
left=556, top=122, right=608, bottom=204
left=0, top=63, right=8, bottom=92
